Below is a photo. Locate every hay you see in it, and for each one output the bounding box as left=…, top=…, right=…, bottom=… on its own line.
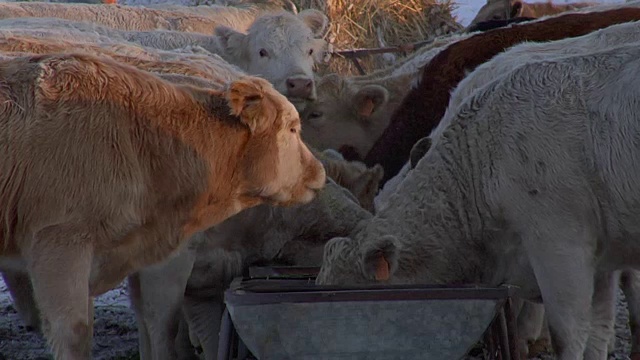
left=294, top=0, right=464, bottom=75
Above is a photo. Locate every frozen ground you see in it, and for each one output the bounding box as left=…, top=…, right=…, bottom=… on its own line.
left=0, top=0, right=632, bottom=358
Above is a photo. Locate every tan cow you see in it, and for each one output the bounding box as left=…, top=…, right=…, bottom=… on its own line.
left=0, top=52, right=325, bottom=360
left=0, top=2, right=283, bottom=34
left=467, top=0, right=597, bottom=28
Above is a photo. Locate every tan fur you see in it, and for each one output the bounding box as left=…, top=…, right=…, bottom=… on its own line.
left=0, top=52, right=325, bottom=359
left=0, top=2, right=279, bottom=34
left=0, top=34, right=240, bottom=85
left=468, top=0, right=597, bottom=26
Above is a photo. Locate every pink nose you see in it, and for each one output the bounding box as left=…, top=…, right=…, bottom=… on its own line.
left=286, top=78, right=313, bottom=98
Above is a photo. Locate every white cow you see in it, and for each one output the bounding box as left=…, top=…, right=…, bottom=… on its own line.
left=437, top=20, right=640, bottom=359
left=316, top=43, right=640, bottom=360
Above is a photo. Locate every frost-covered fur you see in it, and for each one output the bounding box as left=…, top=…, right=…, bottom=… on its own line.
left=0, top=11, right=329, bottom=104
left=317, top=43, right=640, bottom=359
left=0, top=2, right=281, bottom=34
left=129, top=178, right=371, bottom=360
left=444, top=20, right=640, bottom=124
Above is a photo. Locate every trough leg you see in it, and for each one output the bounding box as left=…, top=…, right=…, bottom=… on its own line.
left=505, top=297, right=521, bottom=360
left=27, top=224, right=94, bottom=360
left=497, top=307, right=511, bottom=360
left=217, top=307, right=234, bottom=360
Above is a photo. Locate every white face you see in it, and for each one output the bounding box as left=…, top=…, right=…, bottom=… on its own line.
left=217, top=11, right=329, bottom=103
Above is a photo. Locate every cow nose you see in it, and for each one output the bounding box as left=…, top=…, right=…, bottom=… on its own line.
left=286, top=78, right=313, bottom=99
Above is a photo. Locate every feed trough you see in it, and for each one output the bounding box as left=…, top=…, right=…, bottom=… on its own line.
left=219, top=266, right=521, bottom=360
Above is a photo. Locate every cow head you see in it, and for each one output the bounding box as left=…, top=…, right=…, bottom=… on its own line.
left=467, top=0, right=524, bottom=28
left=225, top=75, right=327, bottom=206
left=215, top=9, right=330, bottom=105
left=300, top=74, right=390, bottom=159
left=315, top=235, right=400, bottom=285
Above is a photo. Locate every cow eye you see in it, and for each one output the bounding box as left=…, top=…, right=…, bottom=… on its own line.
left=290, top=127, right=298, bottom=134
left=259, top=49, right=268, bottom=57
left=308, top=49, right=314, bottom=56
left=308, top=111, right=323, bottom=119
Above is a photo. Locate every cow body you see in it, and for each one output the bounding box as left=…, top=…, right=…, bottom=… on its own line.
left=365, top=8, right=640, bottom=184
left=0, top=52, right=325, bottom=359
left=468, top=0, right=596, bottom=28
left=317, top=43, right=640, bottom=359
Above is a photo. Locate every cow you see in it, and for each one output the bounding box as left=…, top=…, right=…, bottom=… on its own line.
left=314, top=149, right=384, bottom=213
left=130, top=177, right=371, bottom=360
left=467, top=0, right=597, bottom=28
left=0, top=9, right=331, bottom=104
left=0, top=2, right=286, bottom=34
left=433, top=20, right=640, bottom=359
left=299, top=37, right=469, bottom=161
left=0, top=52, right=325, bottom=360
left=364, top=7, right=640, bottom=185
left=316, top=43, right=640, bottom=359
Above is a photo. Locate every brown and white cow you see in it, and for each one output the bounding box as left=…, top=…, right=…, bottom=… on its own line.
left=0, top=52, right=325, bottom=360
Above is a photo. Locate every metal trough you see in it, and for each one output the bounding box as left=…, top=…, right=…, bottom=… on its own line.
left=219, top=266, right=521, bottom=360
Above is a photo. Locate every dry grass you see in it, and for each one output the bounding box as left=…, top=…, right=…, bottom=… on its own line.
left=294, top=0, right=464, bottom=75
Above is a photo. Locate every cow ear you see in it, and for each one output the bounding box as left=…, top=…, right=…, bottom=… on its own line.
left=510, top=1, right=523, bottom=17
left=361, top=235, right=399, bottom=281
left=226, top=76, right=277, bottom=134
left=353, top=85, right=389, bottom=119
left=298, top=9, right=330, bottom=38
left=409, top=137, right=433, bottom=169
left=215, top=25, right=246, bottom=58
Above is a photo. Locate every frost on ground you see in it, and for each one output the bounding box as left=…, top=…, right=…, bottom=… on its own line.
left=0, top=274, right=636, bottom=360
left=0, top=279, right=139, bottom=360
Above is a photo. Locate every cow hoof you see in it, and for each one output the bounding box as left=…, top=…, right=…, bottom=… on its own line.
left=528, top=339, right=552, bottom=357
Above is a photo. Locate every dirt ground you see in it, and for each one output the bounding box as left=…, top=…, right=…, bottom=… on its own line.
left=0, top=278, right=635, bottom=360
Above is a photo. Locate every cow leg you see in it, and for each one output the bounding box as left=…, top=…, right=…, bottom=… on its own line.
left=584, top=271, right=617, bottom=360
left=522, top=219, right=595, bottom=360
left=620, top=269, right=640, bottom=359
left=175, top=312, right=200, bottom=360
left=128, top=248, right=195, bottom=360
left=517, top=300, right=548, bottom=358
left=1, top=269, right=42, bottom=332
left=26, top=225, right=94, bottom=360
left=182, top=294, right=225, bottom=360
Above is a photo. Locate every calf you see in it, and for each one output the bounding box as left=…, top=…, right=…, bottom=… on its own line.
left=131, top=177, right=371, bottom=360
left=317, top=43, right=640, bottom=359
left=364, top=7, right=640, bottom=184
left=0, top=52, right=325, bottom=360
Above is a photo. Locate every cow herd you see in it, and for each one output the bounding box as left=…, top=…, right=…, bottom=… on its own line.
left=1, top=0, right=640, bottom=359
